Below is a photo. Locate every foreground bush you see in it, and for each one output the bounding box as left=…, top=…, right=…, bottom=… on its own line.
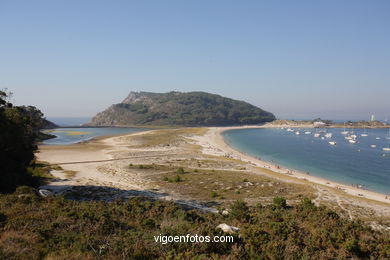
left=0, top=188, right=389, bottom=259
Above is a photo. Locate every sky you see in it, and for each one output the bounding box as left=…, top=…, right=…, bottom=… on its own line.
left=0, top=0, right=389, bottom=121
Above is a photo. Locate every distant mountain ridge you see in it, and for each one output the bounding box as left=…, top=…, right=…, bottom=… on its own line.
left=87, top=91, right=275, bottom=126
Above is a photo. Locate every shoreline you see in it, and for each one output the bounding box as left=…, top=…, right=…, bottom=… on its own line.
left=38, top=125, right=390, bottom=207
left=40, top=128, right=154, bottom=146
left=203, top=126, right=390, bottom=204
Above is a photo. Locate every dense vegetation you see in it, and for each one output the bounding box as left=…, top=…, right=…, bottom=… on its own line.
left=0, top=90, right=48, bottom=193
left=88, top=91, right=275, bottom=126
left=0, top=187, right=389, bottom=259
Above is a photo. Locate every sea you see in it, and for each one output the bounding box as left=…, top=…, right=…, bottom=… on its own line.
left=223, top=128, right=390, bottom=194
left=44, top=117, right=147, bottom=145
left=47, top=117, right=91, bottom=126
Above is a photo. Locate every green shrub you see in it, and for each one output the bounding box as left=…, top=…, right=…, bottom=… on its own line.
left=343, top=239, right=361, bottom=255
left=173, top=175, right=182, bottom=182
left=230, top=199, right=249, bottom=221
left=273, top=197, right=287, bottom=209
left=301, top=197, right=315, bottom=209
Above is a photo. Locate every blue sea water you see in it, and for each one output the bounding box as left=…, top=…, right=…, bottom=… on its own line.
left=223, top=128, right=390, bottom=194
left=47, top=117, right=91, bottom=126
left=43, top=127, right=148, bottom=145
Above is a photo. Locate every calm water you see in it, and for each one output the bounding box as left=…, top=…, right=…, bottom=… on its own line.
left=47, top=117, right=91, bottom=126
left=223, top=128, right=390, bottom=194
left=43, top=127, right=148, bottom=145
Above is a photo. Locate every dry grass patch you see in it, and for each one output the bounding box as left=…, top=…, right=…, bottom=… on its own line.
left=127, top=128, right=207, bottom=148
left=148, top=168, right=315, bottom=204
left=64, top=170, right=77, bottom=178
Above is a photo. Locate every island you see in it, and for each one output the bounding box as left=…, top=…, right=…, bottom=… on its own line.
left=86, top=91, right=276, bottom=126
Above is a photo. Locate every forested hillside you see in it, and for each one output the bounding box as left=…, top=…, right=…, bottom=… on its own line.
left=88, top=91, right=275, bottom=126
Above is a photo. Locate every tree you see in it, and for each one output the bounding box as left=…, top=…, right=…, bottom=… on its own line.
left=0, top=90, right=45, bottom=193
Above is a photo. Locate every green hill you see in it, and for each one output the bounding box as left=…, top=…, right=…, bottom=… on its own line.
left=87, top=91, right=275, bottom=126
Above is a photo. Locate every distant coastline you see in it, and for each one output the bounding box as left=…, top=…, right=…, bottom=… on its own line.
left=266, top=119, right=390, bottom=129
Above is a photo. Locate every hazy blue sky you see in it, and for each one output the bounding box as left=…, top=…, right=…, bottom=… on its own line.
left=1, top=0, right=389, bottom=120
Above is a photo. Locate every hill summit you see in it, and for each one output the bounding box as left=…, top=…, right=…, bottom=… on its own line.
left=87, top=91, right=275, bottom=126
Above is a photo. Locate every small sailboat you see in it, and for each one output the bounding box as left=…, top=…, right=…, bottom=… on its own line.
left=383, top=129, right=390, bottom=151
left=349, top=139, right=357, bottom=144
left=329, top=141, right=337, bottom=145
left=304, top=131, right=311, bottom=134
left=371, top=145, right=377, bottom=148
left=295, top=131, right=300, bottom=135
left=361, top=123, right=368, bottom=137
left=287, top=128, right=293, bottom=132
left=341, top=123, right=349, bottom=135
left=376, top=137, right=381, bottom=140
left=313, top=129, right=320, bottom=138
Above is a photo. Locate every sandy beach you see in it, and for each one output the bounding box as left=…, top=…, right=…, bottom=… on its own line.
left=37, top=125, right=390, bottom=228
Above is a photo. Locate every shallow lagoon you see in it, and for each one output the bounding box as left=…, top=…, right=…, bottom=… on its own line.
left=43, top=127, right=148, bottom=145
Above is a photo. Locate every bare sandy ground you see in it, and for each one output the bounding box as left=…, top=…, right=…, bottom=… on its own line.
left=37, top=131, right=156, bottom=192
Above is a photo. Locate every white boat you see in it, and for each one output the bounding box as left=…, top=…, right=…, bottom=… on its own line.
left=314, top=133, right=320, bottom=138
left=376, top=137, right=381, bottom=140
left=325, top=133, right=332, bottom=138
left=287, top=128, right=293, bottom=132
left=304, top=131, right=311, bottom=134
left=350, top=134, right=357, bottom=139
left=349, top=139, right=357, bottom=144
left=361, top=123, right=368, bottom=137
left=321, top=137, right=325, bottom=140
left=345, top=136, right=353, bottom=140
left=295, top=131, right=300, bottom=135
left=383, top=129, right=390, bottom=151
left=341, top=123, right=348, bottom=135
left=329, top=141, right=337, bottom=145
left=371, top=145, right=377, bottom=148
